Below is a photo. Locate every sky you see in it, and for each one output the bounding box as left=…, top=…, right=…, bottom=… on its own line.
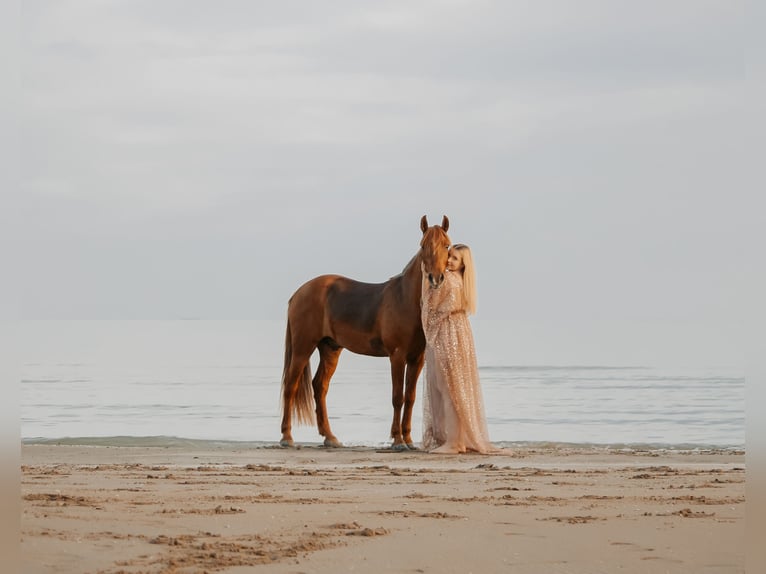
left=7, top=0, right=759, bottom=367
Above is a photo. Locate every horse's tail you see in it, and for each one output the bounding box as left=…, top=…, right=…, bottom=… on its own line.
left=280, top=315, right=316, bottom=426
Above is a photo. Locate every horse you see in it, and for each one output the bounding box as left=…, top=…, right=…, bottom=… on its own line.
left=279, top=215, right=452, bottom=450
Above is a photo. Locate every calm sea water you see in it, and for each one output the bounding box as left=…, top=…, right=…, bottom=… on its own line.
left=19, top=321, right=745, bottom=449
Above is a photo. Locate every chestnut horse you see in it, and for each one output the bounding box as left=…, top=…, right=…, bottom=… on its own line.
left=279, top=215, right=451, bottom=450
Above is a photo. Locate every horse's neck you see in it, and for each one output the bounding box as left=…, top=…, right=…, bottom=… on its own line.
left=400, top=253, right=423, bottom=306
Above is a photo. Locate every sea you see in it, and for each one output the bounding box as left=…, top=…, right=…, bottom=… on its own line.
left=19, top=321, right=745, bottom=450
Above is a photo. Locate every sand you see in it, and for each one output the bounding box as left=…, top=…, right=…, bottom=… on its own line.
left=21, top=444, right=745, bottom=573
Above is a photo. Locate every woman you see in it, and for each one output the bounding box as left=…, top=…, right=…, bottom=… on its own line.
left=421, top=244, right=498, bottom=454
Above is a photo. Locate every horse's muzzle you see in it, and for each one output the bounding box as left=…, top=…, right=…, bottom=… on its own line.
left=428, top=273, right=445, bottom=288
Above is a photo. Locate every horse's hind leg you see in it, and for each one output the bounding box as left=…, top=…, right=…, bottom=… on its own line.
left=280, top=361, right=307, bottom=447
left=280, top=346, right=315, bottom=448
left=314, top=341, right=343, bottom=447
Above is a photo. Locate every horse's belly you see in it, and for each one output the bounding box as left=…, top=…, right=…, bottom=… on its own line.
left=338, top=337, right=388, bottom=358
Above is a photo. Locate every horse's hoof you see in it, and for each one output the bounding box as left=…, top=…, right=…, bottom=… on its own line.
left=391, top=443, right=409, bottom=452
left=323, top=437, right=343, bottom=448
left=405, top=443, right=418, bottom=451
left=279, top=439, right=294, bottom=448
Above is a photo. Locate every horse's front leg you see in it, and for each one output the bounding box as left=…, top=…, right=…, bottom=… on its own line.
left=402, top=353, right=425, bottom=449
left=389, top=352, right=407, bottom=451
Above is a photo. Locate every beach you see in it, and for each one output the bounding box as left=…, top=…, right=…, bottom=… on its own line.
left=21, top=443, right=745, bottom=573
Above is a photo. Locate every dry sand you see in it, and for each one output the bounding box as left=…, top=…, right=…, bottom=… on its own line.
left=21, top=444, right=745, bottom=573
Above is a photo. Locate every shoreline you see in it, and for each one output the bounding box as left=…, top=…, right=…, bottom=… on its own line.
left=21, top=443, right=745, bottom=573
left=20, top=435, right=747, bottom=453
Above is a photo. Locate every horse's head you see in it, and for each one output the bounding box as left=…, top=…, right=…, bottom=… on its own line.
left=420, top=215, right=451, bottom=289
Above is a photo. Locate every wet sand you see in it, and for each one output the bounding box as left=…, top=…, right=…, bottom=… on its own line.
left=21, top=444, right=745, bottom=573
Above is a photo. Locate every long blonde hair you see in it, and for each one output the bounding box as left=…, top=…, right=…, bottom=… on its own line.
left=451, top=244, right=477, bottom=315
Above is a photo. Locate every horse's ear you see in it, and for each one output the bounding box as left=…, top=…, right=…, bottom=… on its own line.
left=441, top=215, right=449, bottom=232
left=420, top=215, right=428, bottom=233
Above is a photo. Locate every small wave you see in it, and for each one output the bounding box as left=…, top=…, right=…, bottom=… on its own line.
left=21, top=436, right=278, bottom=449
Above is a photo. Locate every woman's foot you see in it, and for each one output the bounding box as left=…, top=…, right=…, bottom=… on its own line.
left=429, top=443, right=465, bottom=454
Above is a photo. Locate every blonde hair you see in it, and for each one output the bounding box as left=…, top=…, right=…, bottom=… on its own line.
left=451, top=244, right=477, bottom=315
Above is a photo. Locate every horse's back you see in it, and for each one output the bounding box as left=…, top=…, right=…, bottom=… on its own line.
left=289, top=274, right=341, bottom=299
left=289, top=274, right=382, bottom=303
left=287, top=274, right=388, bottom=350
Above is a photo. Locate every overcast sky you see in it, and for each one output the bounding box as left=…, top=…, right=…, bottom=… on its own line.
left=10, top=1, right=758, bottom=366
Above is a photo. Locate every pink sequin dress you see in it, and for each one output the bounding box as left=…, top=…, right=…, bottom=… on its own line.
left=421, top=270, right=496, bottom=453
